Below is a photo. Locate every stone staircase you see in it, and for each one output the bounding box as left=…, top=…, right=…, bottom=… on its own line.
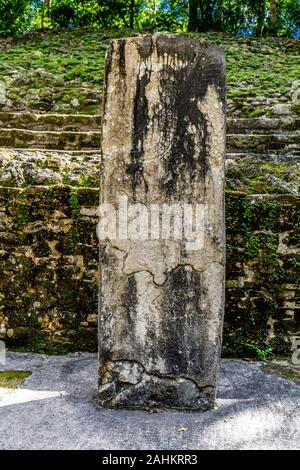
left=0, top=110, right=299, bottom=354
left=227, top=117, right=300, bottom=162
left=0, top=112, right=101, bottom=150
left=0, top=112, right=102, bottom=187
left=0, top=128, right=101, bottom=150
left=0, top=111, right=299, bottom=204
left=0, top=112, right=102, bottom=131
left=0, top=112, right=299, bottom=161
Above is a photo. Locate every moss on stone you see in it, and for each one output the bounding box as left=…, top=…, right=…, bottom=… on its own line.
left=0, top=29, right=298, bottom=115
left=224, top=192, right=299, bottom=358
left=291, top=104, right=300, bottom=115
left=246, top=108, right=266, bottom=118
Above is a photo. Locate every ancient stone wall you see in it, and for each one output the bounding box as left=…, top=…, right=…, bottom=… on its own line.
left=0, top=184, right=299, bottom=356
left=0, top=185, right=99, bottom=353
left=224, top=192, right=300, bottom=357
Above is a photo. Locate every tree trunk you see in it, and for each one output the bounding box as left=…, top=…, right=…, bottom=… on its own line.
left=255, top=2, right=265, bottom=36
left=269, top=0, right=277, bottom=36
left=41, top=1, right=45, bottom=29
left=233, top=0, right=241, bottom=35
left=46, top=0, right=51, bottom=20
left=215, top=0, right=223, bottom=31
left=188, top=0, right=198, bottom=31
left=198, top=0, right=205, bottom=29
left=129, top=0, right=135, bottom=29
left=204, top=1, right=213, bottom=30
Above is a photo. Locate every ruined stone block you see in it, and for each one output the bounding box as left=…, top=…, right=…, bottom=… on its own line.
left=98, top=35, right=226, bottom=410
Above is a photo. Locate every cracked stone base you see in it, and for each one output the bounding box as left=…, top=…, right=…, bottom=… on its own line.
left=98, top=361, right=215, bottom=410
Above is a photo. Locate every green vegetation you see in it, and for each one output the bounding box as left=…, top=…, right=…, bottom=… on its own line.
left=12, top=329, right=70, bottom=354
left=1, top=1, right=299, bottom=37
left=67, top=190, right=80, bottom=252
left=9, top=326, right=97, bottom=354
left=12, top=201, right=31, bottom=225
left=226, top=160, right=300, bottom=195
left=263, top=361, right=300, bottom=380
left=0, top=370, right=32, bottom=388
left=223, top=192, right=299, bottom=359
left=0, top=28, right=298, bottom=115
left=1, top=149, right=101, bottom=188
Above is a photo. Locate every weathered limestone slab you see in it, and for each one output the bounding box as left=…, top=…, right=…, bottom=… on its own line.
left=98, top=35, right=226, bottom=410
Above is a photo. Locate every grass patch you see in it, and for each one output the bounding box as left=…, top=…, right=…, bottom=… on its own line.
left=263, top=363, right=300, bottom=381
left=0, top=370, right=32, bottom=388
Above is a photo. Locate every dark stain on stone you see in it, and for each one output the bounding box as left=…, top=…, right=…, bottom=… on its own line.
left=140, top=36, right=226, bottom=201
left=136, top=36, right=153, bottom=60
left=128, top=71, right=150, bottom=196
left=159, top=60, right=211, bottom=199
left=99, top=244, right=108, bottom=265
left=161, top=266, right=207, bottom=377
left=117, top=39, right=126, bottom=77
left=126, top=161, right=149, bottom=194
left=121, top=36, right=226, bottom=201
left=98, top=325, right=111, bottom=372
left=122, top=274, right=138, bottom=331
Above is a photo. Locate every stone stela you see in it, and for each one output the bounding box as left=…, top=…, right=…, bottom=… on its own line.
left=98, top=35, right=226, bottom=410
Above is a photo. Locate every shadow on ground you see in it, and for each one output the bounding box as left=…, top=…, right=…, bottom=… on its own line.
left=0, top=352, right=299, bottom=450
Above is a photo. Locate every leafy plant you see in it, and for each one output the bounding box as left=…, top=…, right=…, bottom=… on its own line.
left=244, top=343, right=273, bottom=360
left=0, top=0, right=31, bottom=36
left=51, top=1, right=76, bottom=28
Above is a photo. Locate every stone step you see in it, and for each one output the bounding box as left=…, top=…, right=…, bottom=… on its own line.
left=0, top=128, right=101, bottom=150
left=0, top=147, right=99, bottom=154
left=0, top=112, right=102, bottom=132
left=225, top=152, right=300, bottom=163
left=1, top=147, right=298, bottom=193
left=227, top=117, right=300, bottom=134
left=0, top=127, right=299, bottom=156
left=1, top=112, right=299, bottom=133
left=227, top=133, right=300, bottom=155
left=0, top=113, right=299, bottom=139
left=0, top=147, right=101, bottom=187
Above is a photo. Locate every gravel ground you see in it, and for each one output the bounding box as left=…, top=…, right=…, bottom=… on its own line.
left=0, top=352, right=299, bottom=450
